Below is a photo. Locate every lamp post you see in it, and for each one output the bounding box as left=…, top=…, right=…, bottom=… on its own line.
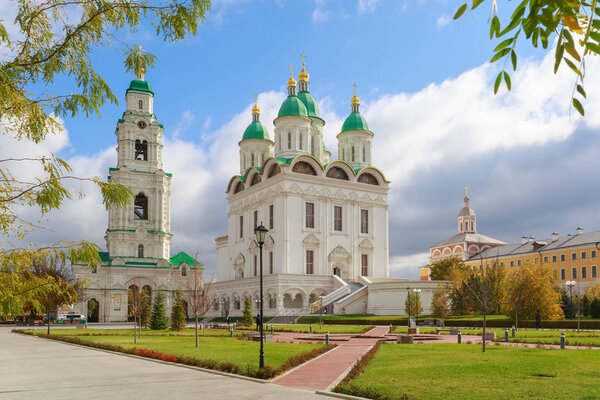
left=566, top=281, right=575, bottom=320
left=255, top=223, right=268, bottom=369
left=407, top=287, right=411, bottom=327
left=413, top=289, right=421, bottom=322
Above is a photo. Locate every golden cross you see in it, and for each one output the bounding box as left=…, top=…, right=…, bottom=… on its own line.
left=465, top=186, right=469, bottom=197
left=254, top=93, right=258, bottom=105
left=353, top=83, right=357, bottom=96
left=301, top=53, right=306, bottom=67
left=289, top=64, right=293, bottom=77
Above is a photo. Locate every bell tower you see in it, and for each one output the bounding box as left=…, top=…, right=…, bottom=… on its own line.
left=106, top=72, right=172, bottom=261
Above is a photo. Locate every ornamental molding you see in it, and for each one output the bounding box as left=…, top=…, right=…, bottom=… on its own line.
left=302, top=233, right=321, bottom=245
left=329, top=245, right=352, bottom=260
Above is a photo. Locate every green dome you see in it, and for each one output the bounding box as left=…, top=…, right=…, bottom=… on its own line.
left=127, top=79, right=154, bottom=95
left=297, top=91, right=320, bottom=118
left=278, top=95, right=308, bottom=118
left=341, top=112, right=371, bottom=133
left=242, top=121, right=270, bottom=141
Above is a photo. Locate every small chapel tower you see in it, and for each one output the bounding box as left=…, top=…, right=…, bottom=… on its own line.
left=107, top=71, right=172, bottom=261
left=239, top=95, right=273, bottom=173
left=338, top=85, right=373, bottom=169
left=458, top=187, right=476, bottom=234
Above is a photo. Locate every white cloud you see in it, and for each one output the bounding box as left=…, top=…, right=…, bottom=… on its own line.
left=312, top=0, right=329, bottom=24
left=358, top=0, right=381, bottom=14
left=390, top=252, right=430, bottom=279
left=436, top=15, right=450, bottom=29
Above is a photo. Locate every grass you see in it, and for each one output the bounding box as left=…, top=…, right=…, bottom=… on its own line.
left=26, top=329, right=321, bottom=371
left=340, top=343, right=600, bottom=400
left=392, top=326, right=600, bottom=347
left=246, top=324, right=370, bottom=334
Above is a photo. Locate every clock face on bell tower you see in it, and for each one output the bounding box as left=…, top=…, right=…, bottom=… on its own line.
left=137, top=120, right=147, bottom=129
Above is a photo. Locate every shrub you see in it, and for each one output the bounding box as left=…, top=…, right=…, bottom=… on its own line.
left=240, top=298, right=253, bottom=327
left=591, top=299, right=600, bottom=318
left=170, top=290, right=186, bottom=331
left=150, top=292, right=169, bottom=330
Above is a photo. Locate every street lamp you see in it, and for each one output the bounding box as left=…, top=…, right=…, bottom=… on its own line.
left=413, top=289, right=421, bottom=323
left=255, top=223, right=268, bottom=369
left=319, top=295, right=324, bottom=330
left=407, top=287, right=411, bottom=327
left=566, top=281, right=575, bottom=320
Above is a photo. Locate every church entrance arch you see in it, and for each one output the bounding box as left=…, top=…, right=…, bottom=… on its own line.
left=283, top=293, right=303, bottom=308
left=87, top=299, right=99, bottom=322
left=333, top=267, right=341, bottom=277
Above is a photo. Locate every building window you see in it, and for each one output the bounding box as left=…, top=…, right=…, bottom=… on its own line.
left=561, top=254, right=566, bottom=262
left=561, top=268, right=566, bottom=280
left=134, top=194, right=148, bottom=220
left=288, top=132, right=291, bottom=149
left=182, top=266, right=187, bottom=276
left=361, top=209, right=369, bottom=234
left=334, top=206, right=343, bottom=231
left=253, top=210, right=258, bottom=230
left=305, top=202, right=315, bottom=228
left=572, top=267, right=578, bottom=280
left=351, top=146, right=355, bottom=162
left=510, top=260, right=514, bottom=267
left=592, top=265, right=597, bottom=278
left=269, top=251, right=273, bottom=274
left=362, top=146, right=366, bottom=162
left=138, top=244, right=144, bottom=258
left=138, top=100, right=143, bottom=109
left=582, top=251, right=587, bottom=260
left=254, top=255, right=257, bottom=276
left=135, top=139, right=148, bottom=160
left=306, top=250, right=314, bottom=274
left=239, top=215, right=244, bottom=239
left=592, top=250, right=597, bottom=258
left=517, top=259, right=522, bottom=267
left=543, top=256, right=549, bottom=263
left=361, top=254, right=368, bottom=276
left=552, top=255, right=557, bottom=263
left=299, top=133, right=303, bottom=149
left=572, top=252, right=577, bottom=261
left=582, top=266, right=587, bottom=279
left=269, top=204, right=274, bottom=230
left=251, top=153, right=255, bottom=166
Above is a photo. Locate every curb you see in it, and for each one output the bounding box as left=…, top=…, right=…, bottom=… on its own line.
left=18, top=332, right=268, bottom=384
left=315, top=390, right=370, bottom=400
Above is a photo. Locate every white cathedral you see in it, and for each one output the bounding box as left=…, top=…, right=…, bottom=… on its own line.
left=208, top=61, right=439, bottom=318
left=74, top=60, right=441, bottom=322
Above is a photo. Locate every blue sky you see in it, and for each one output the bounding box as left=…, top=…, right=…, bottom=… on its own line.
left=4, top=0, right=600, bottom=279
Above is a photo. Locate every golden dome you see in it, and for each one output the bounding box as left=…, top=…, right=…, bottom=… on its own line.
left=351, top=83, right=360, bottom=105
left=252, top=94, right=260, bottom=114
left=299, top=53, right=309, bottom=82
left=287, top=64, right=297, bottom=87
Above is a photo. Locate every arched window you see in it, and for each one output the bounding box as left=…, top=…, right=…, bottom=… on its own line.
left=357, top=173, right=379, bottom=185
left=299, top=133, right=303, bottom=149
left=181, top=266, right=187, bottom=276
left=251, top=173, right=261, bottom=186
left=362, top=146, right=366, bottom=162
left=288, top=132, right=292, bottom=149
left=326, top=167, right=349, bottom=180
left=267, top=164, right=281, bottom=178
left=138, top=244, right=144, bottom=258
left=234, top=182, right=244, bottom=194
left=142, top=285, right=152, bottom=303
left=135, top=139, right=148, bottom=160
left=251, top=153, right=255, bottom=166
left=351, top=146, right=355, bottom=162
left=292, top=161, right=317, bottom=175
left=138, top=100, right=143, bottom=110
left=134, top=194, right=148, bottom=219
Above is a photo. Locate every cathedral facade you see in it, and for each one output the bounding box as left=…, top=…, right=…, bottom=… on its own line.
left=73, top=72, right=202, bottom=322
left=209, top=62, right=438, bottom=317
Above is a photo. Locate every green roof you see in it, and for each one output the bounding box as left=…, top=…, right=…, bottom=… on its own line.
left=341, top=111, right=371, bottom=133
left=278, top=96, right=308, bottom=118
left=126, top=79, right=154, bottom=95
left=242, top=121, right=271, bottom=141
left=170, top=251, right=204, bottom=268
left=297, top=91, right=320, bottom=118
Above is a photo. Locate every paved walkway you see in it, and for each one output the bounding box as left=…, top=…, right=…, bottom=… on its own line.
left=0, top=327, right=331, bottom=400
left=272, top=326, right=389, bottom=391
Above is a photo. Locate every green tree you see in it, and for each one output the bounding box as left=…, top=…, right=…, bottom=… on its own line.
left=139, top=290, right=151, bottom=329
left=561, top=288, right=576, bottom=320
left=240, top=297, right=253, bottom=327
left=170, top=290, right=186, bottom=331
left=0, top=0, right=211, bottom=317
left=150, top=292, right=168, bottom=330
left=590, top=298, right=600, bottom=318
left=431, top=284, right=452, bottom=322
left=405, top=291, right=422, bottom=318
left=429, top=257, right=469, bottom=281
left=454, top=1, right=600, bottom=115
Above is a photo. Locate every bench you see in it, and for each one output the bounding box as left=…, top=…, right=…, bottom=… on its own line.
left=436, top=328, right=460, bottom=335
left=248, top=333, right=274, bottom=342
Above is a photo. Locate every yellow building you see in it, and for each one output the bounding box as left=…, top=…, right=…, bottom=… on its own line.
left=464, top=228, right=600, bottom=289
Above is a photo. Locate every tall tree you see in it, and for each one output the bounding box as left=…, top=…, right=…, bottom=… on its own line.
left=241, top=297, right=253, bottom=327
left=127, top=282, right=147, bottom=344
left=454, top=1, right=600, bottom=116
left=431, top=283, right=452, bottom=323
left=0, top=0, right=211, bottom=317
left=170, top=289, right=186, bottom=331
left=429, top=257, right=470, bottom=281
left=405, top=291, right=423, bottom=318
left=150, top=292, right=168, bottom=330
left=180, top=265, right=213, bottom=347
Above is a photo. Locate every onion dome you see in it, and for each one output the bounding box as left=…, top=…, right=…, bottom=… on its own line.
left=242, top=96, right=271, bottom=141
left=278, top=65, right=308, bottom=118
left=458, top=187, right=476, bottom=217
left=287, top=65, right=297, bottom=89
left=297, top=91, right=320, bottom=118
left=126, top=79, right=153, bottom=95
left=299, top=53, right=309, bottom=82
left=340, top=85, right=371, bottom=133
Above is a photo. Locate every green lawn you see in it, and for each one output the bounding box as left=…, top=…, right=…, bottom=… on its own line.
left=247, top=324, right=370, bottom=334
left=341, top=344, right=600, bottom=400
left=393, top=327, right=600, bottom=347
left=29, top=329, right=321, bottom=370
left=42, top=328, right=244, bottom=337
